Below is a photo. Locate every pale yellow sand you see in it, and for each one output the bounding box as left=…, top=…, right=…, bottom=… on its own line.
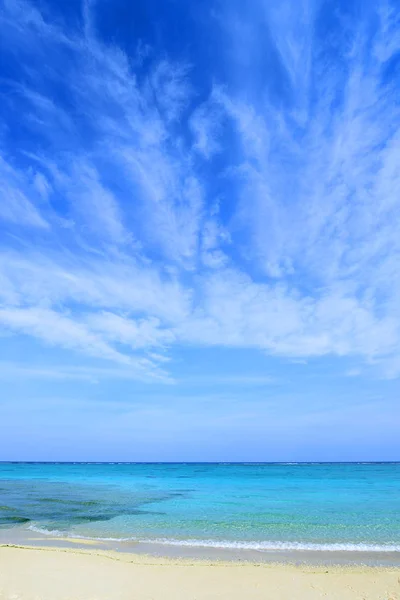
left=0, top=545, right=399, bottom=600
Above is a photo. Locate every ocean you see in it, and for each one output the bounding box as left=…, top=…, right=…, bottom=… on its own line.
left=1, top=462, right=399, bottom=555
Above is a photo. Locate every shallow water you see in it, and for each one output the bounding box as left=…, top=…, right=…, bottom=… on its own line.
left=1, top=462, right=399, bottom=555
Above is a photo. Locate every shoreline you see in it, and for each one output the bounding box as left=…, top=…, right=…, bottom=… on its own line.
left=1, top=544, right=400, bottom=600
left=1, top=527, right=400, bottom=567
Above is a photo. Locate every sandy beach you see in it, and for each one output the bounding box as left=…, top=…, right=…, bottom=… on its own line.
left=0, top=545, right=399, bottom=600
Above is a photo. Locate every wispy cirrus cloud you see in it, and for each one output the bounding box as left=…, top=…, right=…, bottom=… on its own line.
left=0, top=156, right=49, bottom=228
left=1, top=0, right=400, bottom=383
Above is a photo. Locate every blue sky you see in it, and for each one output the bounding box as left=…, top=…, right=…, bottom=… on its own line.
left=0, top=0, right=399, bottom=461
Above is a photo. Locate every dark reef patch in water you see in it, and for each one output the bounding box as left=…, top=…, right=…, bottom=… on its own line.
left=68, top=514, right=113, bottom=523
left=38, top=498, right=100, bottom=506
left=0, top=515, right=30, bottom=524
left=129, top=509, right=166, bottom=516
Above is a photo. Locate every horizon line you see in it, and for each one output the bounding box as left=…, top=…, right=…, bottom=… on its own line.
left=1, top=461, right=399, bottom=465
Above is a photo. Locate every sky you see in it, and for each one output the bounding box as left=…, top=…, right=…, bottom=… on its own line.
left=0, top=0, right=399, bottom=461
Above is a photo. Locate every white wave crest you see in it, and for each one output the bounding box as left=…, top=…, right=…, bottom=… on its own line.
left=27, top=526, right=400, bottom=553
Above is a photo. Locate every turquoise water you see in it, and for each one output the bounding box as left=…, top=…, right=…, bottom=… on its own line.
left=1, top=463, right=400, bottom=552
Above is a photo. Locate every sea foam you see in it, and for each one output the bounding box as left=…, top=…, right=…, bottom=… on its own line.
left=27, top=526, right=400, bottom=552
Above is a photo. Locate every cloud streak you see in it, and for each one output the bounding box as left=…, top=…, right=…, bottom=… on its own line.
left=1, top=0, right=400, bottom=381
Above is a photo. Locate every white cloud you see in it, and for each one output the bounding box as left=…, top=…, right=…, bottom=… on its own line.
left=32, top=171, right=51, bottom=201
left=0, top=306, right=129, bottom=363
left=200, top=218, right=230, bottom=269
left=0, top=156, right=48, bottom=228
left=86, top=311, right=174, bottom=349
left=0, top=306, right=172, bottom=380
left=149, top=60, right=192, bottom=123
left=190, top=97, right=224, bottom=159
left=173, top=268, right=399, bottom=362
left=0, top=250, right=190, bottom=322
left=1, top=0, right=400, bottom=381
left=0, top=361, right=171, bottom=383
